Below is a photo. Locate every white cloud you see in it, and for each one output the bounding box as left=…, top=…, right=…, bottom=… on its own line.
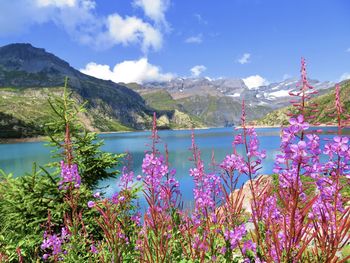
left=80, top=58, right=174, bottom=84
left=133, top=0, right=169, bottom=28
left=340, top=73, right=350, bottom=81
left=243, top=75, right=269, bottom=89
left=0, top=0, right=165, bottom=53
left=237, top=53, right=251, bottom=64
left=36, top=0, right=77, bottom=7
left=190, top=65, right=206, bottom=77
left=185, top=34, right=202, bottom=44
left=105, top=14, right=162, bottom=52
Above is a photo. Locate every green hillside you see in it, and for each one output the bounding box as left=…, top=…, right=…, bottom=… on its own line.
left=140, top=90, right=205, bottom=129
left=142, top=90, right=179, bottom=111
left=0, top=86, right=132, bottom=138
left=255, top=80, right=350, bottom=126
left=0, top=44, right=209, bottom=138
left=178, top=95, right=271, bottom=127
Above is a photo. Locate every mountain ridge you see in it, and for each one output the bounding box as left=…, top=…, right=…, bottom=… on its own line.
left=0, top=43, right=339, bottom=137
left=0, top=43, right=203, bottom=138
left=129, top=75, right=334, bottom=127
left=255, top=79, right=350, bottom=126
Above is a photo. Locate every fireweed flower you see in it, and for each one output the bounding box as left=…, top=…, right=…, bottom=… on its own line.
left=335, top=84, right=343, bottom=114
left=258, top=195, right=281, bottom=221
left=58, top=161, right=81, bottom=190
left=242, top=240, right=257, bottom=254
left=142, top=152, right=180, bottom=210
left=119, top=166, right=135, bottom=190
left=131, top=212, right=141, bottom=226
left=87, top=201, right=95, bottom=208
left=332, top=136, right=349, bottom=156
left=289, top=115, right=309, bottom=132
left=142, top=153, right=168, bottom=194
left=224, top=224, right=246, bottom=250
left=246, top=128, right=267, bottom=160
left=190, top=151, right=221, bottom=214
left=233, top=134, right=243, bottom=145
left=93, top=192, right=101, bottom=198
left=290, top=141, right=309, bottom=163
left=192, top=233, right=209, bottom=252
left=90, top=244, right=98, bottom=254
left=189, top=131, right=222, bottom=215
left=41, top=227, right=70, bottom=260
left=220, top=154, right=249, bottom=174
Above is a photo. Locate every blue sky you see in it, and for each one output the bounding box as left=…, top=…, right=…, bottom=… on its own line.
left=0, top=0, right=349, bottom=87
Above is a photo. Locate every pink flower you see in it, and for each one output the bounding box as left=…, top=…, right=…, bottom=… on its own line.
left=289, top=115, right=309, bottom=132
left=87, top=201, right=95, bottom=208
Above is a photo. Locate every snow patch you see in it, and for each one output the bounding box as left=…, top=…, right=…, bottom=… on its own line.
left=227, top=93, right=241, bottom=98
left=268, top=89, right=291, bottom=98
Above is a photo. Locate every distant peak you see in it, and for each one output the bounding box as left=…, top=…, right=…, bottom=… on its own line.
left=4, top=43, right=34, bottom=47
left=0, top=43, right=47, bottom=55
left=0, top=42, right=72, bottom=74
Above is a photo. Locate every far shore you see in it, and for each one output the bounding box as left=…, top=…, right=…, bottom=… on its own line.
left=0, top=124, right=344, bottom=144
left=0, top=136, right=49, bottom=144
left=239, top=124, right=340, bottom=129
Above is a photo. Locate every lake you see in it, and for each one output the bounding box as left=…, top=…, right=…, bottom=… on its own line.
left=0, top=127, right=347, bottom=207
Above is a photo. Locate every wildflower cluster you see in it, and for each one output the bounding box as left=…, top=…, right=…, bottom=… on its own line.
left=41, top=227, right=70, bottom=261
left=33, top=59, right=350, bottom=262
left=58, top=161, right=81, bottom=190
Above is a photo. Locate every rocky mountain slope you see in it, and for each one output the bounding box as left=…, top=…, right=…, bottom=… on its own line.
left=255, top=80, right=350, bottom=126
left=0, top=43, right=203, bottom=138
left=131, top=76, right=333, bottom=127
left=0, top=43, right=337, bottom=137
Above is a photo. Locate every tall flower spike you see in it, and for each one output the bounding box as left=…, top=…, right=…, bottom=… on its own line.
left=288, top=58, right=318, bottom=124
left=241, top=99, right=246, bottom=127
left=335, top=84, right=343, bottom=135
left=335, top=84, right=343, bottom=114
left=151, top=112, right=160, bottom=155
left=58, top=161, right=81, bottom=190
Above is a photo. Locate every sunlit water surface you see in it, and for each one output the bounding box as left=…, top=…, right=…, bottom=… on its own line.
left=1, top=127, right=348, bottom=209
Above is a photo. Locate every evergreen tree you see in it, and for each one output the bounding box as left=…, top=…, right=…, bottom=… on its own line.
left=45, top=77, right=124, bottom=189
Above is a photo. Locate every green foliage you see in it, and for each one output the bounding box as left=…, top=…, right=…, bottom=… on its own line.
left=0, top=78, right=127, bottom=261
left=0, top=165, right=97, bottom=262
left=0, top=166, right=60, bottom=261
left=142, top=90, right=179, bottom=111
left=141, top=90, right=205, bottom=129
left=0, top=85, right=136, bottom=138
left=0, top=86, right=62, bottom=138
left=45, top=78, right=124, bottom=189
left=342, top=245, right=350, bottom=262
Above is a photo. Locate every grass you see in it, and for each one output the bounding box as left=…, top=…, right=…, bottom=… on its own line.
left=0, top=86, right=135, bottom=137
left=142, top=90, right=206, bottom=128
left=142, top=90, right=179, bottom=111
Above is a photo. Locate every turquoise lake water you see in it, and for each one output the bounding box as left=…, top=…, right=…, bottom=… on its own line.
left=0, top=127, right=347, bottom=207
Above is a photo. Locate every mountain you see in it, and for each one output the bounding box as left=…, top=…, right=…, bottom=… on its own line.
left=0, top=43, right=203, bottom=138
left=0, top=43, right=336, bottom=137
left=131, top=77, right=334, bottom=127
left=255, top=80, right=350, bottom=126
